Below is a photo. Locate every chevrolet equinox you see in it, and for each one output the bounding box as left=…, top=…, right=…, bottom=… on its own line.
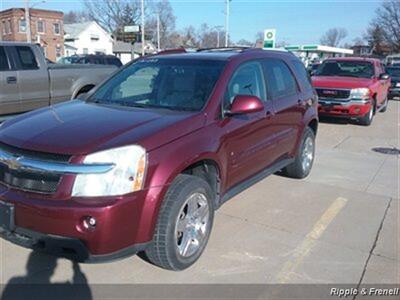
left=0, top=48, right=318, bottom=270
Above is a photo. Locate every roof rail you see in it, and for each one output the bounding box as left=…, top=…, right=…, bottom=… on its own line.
left=197, top=47, right=250, bottom=52
left=156, top=48, right=187, bottom=55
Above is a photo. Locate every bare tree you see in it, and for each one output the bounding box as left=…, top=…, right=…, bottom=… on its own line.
left=82, top=0, right=142, bottom=36
left=236, top=39, right=253, bottom=47
left=365, top=24, right=387, bottom=56
left=366, top=0, right=400, bottom=53
left=64, top=11, right=91, bottom=24
left=320, top=28, right=348, bottom=47
left=146, top=0, right=176, bottom=49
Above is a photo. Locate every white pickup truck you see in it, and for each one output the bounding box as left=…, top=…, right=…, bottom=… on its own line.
left=0, top=42, right=117, bottom=116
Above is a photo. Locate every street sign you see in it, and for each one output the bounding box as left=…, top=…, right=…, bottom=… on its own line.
left=124, top=25, right=140, bottom=33
left=264, top=29, right=276, bottom=48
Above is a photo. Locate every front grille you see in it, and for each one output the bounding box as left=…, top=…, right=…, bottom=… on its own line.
left=0, top=142, right=71, bottom=193
left=391, top=81, right=398, bottom=88
left=316, top=88, right=350, bottom=99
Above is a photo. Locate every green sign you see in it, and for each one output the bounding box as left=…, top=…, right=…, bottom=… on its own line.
left=263, top=29, right=276, bottom=49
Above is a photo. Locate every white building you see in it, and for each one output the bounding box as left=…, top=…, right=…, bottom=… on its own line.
left=64, top=21, right=113, bottom=55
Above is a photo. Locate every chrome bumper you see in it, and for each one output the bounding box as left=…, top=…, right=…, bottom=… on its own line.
left=318, top=98, right=370, bottom=106
left=0, top=148, right=114, bottom=175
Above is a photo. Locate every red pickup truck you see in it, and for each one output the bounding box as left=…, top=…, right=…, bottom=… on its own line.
left=312, top=57, right=390, bottom=125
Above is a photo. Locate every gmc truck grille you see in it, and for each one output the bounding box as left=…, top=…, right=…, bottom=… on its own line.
left=0, top=142, right=71, bottom=194
left=316, top=88, right=350, bottom=99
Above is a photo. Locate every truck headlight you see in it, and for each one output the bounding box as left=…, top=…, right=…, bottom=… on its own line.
left=349, top=88, right=371, bottom=100
left=396, top=82, right=400, bottom=87
left=72, top=145, right=147, bottom=197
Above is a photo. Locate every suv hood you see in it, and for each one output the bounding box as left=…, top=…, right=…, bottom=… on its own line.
left=0, top=101, right=202, bottom=155
left=312, top=76, right=374, bottom=89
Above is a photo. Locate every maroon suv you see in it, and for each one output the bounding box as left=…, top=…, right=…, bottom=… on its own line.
left=0, top=48, right=318, bottom=270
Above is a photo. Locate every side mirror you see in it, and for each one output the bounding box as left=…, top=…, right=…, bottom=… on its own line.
left=226, top=95, right=264, bottom=116
left=379, top=73, right=390, bottom=80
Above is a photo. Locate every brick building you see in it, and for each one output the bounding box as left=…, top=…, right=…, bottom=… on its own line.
left=0, top=8, right=64, bottom=61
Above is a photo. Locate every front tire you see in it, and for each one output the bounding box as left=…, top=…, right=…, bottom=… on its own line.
left=144, top=174, right=214, bottom=270
left=358, top=103, right=374, bottom=126
left=283, top=126, right=315, bottom=179
left=380, top=97, right=388, bottom=113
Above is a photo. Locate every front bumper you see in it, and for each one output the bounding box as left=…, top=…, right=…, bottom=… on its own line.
left=318, top=99, right=371, bottom=118
left=0, top=226, right=148, bottom=263
left=0, top=183, right=164, bottom=261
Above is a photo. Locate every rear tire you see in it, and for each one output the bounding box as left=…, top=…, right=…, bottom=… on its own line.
left=144, top=174, right=214, bottom=271
left=283, top=126, right=315, bottom=179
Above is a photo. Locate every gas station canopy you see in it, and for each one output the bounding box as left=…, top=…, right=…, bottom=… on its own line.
left=284, top=44, right=354, bottom=56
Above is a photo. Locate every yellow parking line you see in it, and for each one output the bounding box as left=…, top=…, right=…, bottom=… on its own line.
left=277, top=197, right=348, bottom=283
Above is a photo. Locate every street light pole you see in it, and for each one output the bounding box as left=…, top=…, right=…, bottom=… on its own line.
left=224, top=0, right=230, bottom=47
left=141, top=0, right=145, bottom=56
left=24, top=0, right=32, bottom=43
left=157, top=13, right=160, bottom=51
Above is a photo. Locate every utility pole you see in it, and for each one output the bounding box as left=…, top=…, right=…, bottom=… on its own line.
left=141, top=0, right=145, bottom=56
left=224, top=0, right=230, bottom=47
left=157, top=13, right=160, bottom=51
left=24, top=0, right=32, bottom=43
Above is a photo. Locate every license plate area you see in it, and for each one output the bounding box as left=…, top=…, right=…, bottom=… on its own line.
left=0, top=201, right=15, bottom=232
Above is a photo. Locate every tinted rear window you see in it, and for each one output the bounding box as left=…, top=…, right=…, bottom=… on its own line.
left=0, top=47, right=9, bottom=71
left=263, top=59, right=298, bottom=100
left=16, top=46, right=38, bottom=70
left=292, top=60, right=313, bottom=92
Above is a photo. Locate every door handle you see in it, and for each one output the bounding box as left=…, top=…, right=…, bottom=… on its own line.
left=6, top=76, right=17, bottom=84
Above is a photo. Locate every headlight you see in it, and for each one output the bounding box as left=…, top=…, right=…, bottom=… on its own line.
left=396, top=82, right=400, bottom=87
left=349, top=88, right=371, bottom=100
left=72, top=145, right=147, bottom=197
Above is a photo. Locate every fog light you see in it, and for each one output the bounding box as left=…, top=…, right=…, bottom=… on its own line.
left=82, top=216, right=97, bottom=230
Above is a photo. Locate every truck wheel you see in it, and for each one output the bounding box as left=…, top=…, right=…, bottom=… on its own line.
left=358, top=103, right=374, bottom=126
left=283, top=126, right=315, bottom=179
left=144, top=174, right=214, bottom=270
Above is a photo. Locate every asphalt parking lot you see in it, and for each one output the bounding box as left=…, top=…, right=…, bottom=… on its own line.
left=0, top=101, right=398, bottom=287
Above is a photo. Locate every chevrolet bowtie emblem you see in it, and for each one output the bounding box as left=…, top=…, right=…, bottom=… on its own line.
left=1, top=155, right=23, bottom=171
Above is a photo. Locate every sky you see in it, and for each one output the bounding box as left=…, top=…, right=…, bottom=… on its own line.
left=0, top=0, right=383, bottom=45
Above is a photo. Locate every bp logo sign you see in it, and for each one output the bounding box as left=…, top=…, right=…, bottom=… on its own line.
left=264, top=29, right=276, bottom=48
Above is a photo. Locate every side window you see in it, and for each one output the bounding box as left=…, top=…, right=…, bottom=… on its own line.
left=263, top=59, right=298, bottom=100
left=15, top=46, right=38, bottom=70
left=224, top=61, right=266, bottom=108
left=0, top=46, right=10, bottom=71
left=291, top=60, right=313, bottom=92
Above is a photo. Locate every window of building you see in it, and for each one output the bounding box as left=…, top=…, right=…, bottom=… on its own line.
left=15, top=46, right=38, bottom=70
left=0, top=46, right=10, bottom=71
left=19, top=19, right=27, bottom=33
left=6, top=20, right=11, bottom=34
left=1, top=21, right=6, bottom=36
left=37, top=20, right=45, bottom=34
left=53, top=23, right=60, bottom=35
left=56, top=46, right=62, bottom=58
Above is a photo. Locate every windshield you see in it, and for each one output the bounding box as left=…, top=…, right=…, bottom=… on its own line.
left=89, top=58, right=225, bottom=111
left=386, top=67, right=400, bottom=77
left=316, top=60, right=374, bottom=78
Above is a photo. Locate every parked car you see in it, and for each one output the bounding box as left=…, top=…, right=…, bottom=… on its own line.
left=0, top=42, right=117, bottom=116
left=0, top=48, right=318, bottom=270
left=386, top=66, right=400, bottom=99
left=70, top=54, right=123, bottom=67
left=307, top=62, right=320, bottom=76
left=312, top=57, right=390, bottom=125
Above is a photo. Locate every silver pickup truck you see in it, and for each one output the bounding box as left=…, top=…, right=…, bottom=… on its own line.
left=0, top=42, right=117, bottom=116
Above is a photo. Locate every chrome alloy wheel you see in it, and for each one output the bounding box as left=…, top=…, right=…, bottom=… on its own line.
left=301, top=136, right=314, bottom=173
left=175, top=192, right=210, bottom=258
